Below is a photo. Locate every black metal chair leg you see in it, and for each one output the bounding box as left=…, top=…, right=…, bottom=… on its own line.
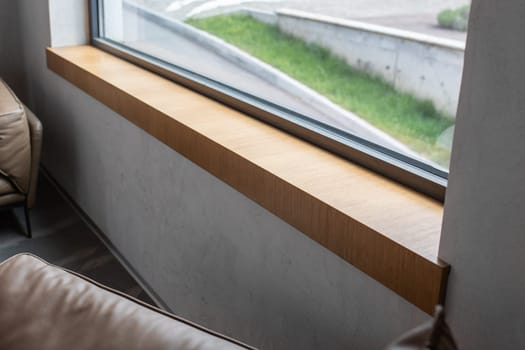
left=23, top=205, right=32, bottom=238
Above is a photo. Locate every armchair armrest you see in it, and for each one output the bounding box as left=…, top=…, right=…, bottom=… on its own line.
left=24, top=106, right=42, bottom=208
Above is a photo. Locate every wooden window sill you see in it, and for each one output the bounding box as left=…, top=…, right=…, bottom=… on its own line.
left=46, top=45, right=449, bottom=314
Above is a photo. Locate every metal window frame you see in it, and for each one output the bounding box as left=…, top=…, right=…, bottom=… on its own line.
left=88, top=0, right=448, bottom=202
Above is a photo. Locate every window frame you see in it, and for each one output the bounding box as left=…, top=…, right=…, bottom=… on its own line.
left=88, top=0, right=448, bottom=202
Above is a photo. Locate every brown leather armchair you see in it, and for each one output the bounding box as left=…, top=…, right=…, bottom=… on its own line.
left=0, top=79, right=42, bottom=238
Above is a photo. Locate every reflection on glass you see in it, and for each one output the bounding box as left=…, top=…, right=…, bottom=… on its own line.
left=101, top=0, right=470, bottom=171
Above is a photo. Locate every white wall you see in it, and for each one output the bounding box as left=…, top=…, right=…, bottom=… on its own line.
left=4, top=1, right=429, bottom=349
left=439, top=0, right=525, bottom=348
left=47, top=0, right=89, bottom=47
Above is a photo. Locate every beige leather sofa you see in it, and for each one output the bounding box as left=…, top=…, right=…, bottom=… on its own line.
left=0, top=254, right=255, bottom=350
left=0, top=79, right=42, bottom=237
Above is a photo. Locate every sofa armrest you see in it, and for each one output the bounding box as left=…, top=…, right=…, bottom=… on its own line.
left=24, top=107, right=42, bottom=208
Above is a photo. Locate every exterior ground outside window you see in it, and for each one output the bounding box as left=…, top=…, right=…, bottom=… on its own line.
left=89, top=0, right=470, bottom=201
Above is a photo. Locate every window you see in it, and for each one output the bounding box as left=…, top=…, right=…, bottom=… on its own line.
left=91, top=0, right=469, bottom=201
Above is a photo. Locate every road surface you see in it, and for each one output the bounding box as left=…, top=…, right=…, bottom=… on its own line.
left=134, top=0, right=469, bottom=40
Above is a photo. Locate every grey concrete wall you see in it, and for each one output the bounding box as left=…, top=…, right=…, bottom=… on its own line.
left=276, top=9, right=465, bottom=117
left=6, top=1, right=430, bottom=349
left=439, top=0, right=525, bottom=349
left=192, top=6, right=278, bottom=25
left=0, top=0, right=27, bottom=100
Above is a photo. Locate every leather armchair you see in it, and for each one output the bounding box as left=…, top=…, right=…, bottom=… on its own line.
left=0, top=254, right=255, bottom=350
left=0, top=79, right=42, bottom=237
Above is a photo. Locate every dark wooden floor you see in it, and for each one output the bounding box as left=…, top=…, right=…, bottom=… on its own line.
left=0, top=174, right=154, bottom=305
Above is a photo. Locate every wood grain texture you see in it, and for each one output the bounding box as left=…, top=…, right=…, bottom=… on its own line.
left=46, top=45, right=449, bottom=314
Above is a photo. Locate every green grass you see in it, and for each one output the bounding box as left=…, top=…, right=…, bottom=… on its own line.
left=437, top=5, right=470, bottom=32
left=188, top=15, right=454, bottom=167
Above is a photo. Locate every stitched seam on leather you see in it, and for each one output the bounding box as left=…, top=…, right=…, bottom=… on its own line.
left=0, top=109, right=24, bottom=118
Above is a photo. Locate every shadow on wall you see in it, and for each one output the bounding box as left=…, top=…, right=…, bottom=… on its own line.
left=0, top=1, right=27, bottom=100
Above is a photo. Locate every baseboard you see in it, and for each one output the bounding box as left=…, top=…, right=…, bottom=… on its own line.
left=39, top=166, right=173, bottom=312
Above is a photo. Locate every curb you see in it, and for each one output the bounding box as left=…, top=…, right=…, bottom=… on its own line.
left=277, top=8, right=465, bottom=51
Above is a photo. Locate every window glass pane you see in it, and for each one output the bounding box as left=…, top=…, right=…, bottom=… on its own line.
left=99, top=0, right=469, bottom=171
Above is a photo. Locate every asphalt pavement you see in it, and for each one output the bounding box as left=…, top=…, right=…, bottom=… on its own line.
left=133, top=0, right=469, bottom=41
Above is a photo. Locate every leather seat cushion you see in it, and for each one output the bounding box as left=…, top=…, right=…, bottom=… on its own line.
left=0, top=174, right=25, bottom=206
left=0, top=175, right=16, bottom=195
left=0, top=192, right=26, bottom=206
left=0, top=254, right=254, bottom=350
left=0, top=79, right=31, bottom=194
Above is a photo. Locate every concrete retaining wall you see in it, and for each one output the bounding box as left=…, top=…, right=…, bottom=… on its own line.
left=191, top=6, right=278, bottom=25
left=274, top=9, right=465, bottom=117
